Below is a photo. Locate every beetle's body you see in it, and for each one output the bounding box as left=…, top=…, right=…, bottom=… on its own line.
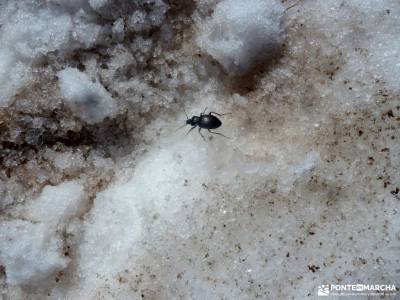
left=187, top=114, right=222, bottom=129
left=182, top=109, right=228, bottom=141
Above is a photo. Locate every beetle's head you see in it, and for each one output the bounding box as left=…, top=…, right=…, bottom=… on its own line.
left=186, top=116, right=199, bottom=126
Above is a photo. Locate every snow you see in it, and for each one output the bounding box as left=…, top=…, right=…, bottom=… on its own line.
left=0, top=50, right=31, bottom=107
left=112, top=18, right=125, bottom=42
left=0, top=220, right=67, bottom=286
left=58, top=68, right=118, bottom=124
left=0, top=1, right=103, bottom=106
left=197, top=0, right=284, bottom=75
left=53, top=151, right=85, bottom=172
left=88, top=0, right=108, bottom=10
left=26, top=181, right=85, bottom=225
left=0, top=181, right=85, bottom=286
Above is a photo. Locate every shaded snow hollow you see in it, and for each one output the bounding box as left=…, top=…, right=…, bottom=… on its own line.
left=197, top=0, right=284, bottom=74
left=1, top=0, right=400, bottom=299
left=58, top=68, right=118, bottom=124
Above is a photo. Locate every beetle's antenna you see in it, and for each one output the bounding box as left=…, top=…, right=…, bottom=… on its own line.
left=174, top=123, right=187, bottom=132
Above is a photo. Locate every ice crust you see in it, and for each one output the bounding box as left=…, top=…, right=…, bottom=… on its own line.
left=1, top=0, right=400, bottom=299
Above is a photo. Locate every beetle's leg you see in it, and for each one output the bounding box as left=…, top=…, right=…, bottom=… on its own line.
left=186, top=126, right=196, bottom=135
left=208, top=129, right=230, bottom=139
left=201, top=107, right=208, bottom=116
left=198, top=128, right=206, bottom=142
left=209, top=111, right=231, bottom=116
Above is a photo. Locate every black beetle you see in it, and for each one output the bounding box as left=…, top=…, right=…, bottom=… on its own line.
left=179, top=108, right=229, bottom=141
